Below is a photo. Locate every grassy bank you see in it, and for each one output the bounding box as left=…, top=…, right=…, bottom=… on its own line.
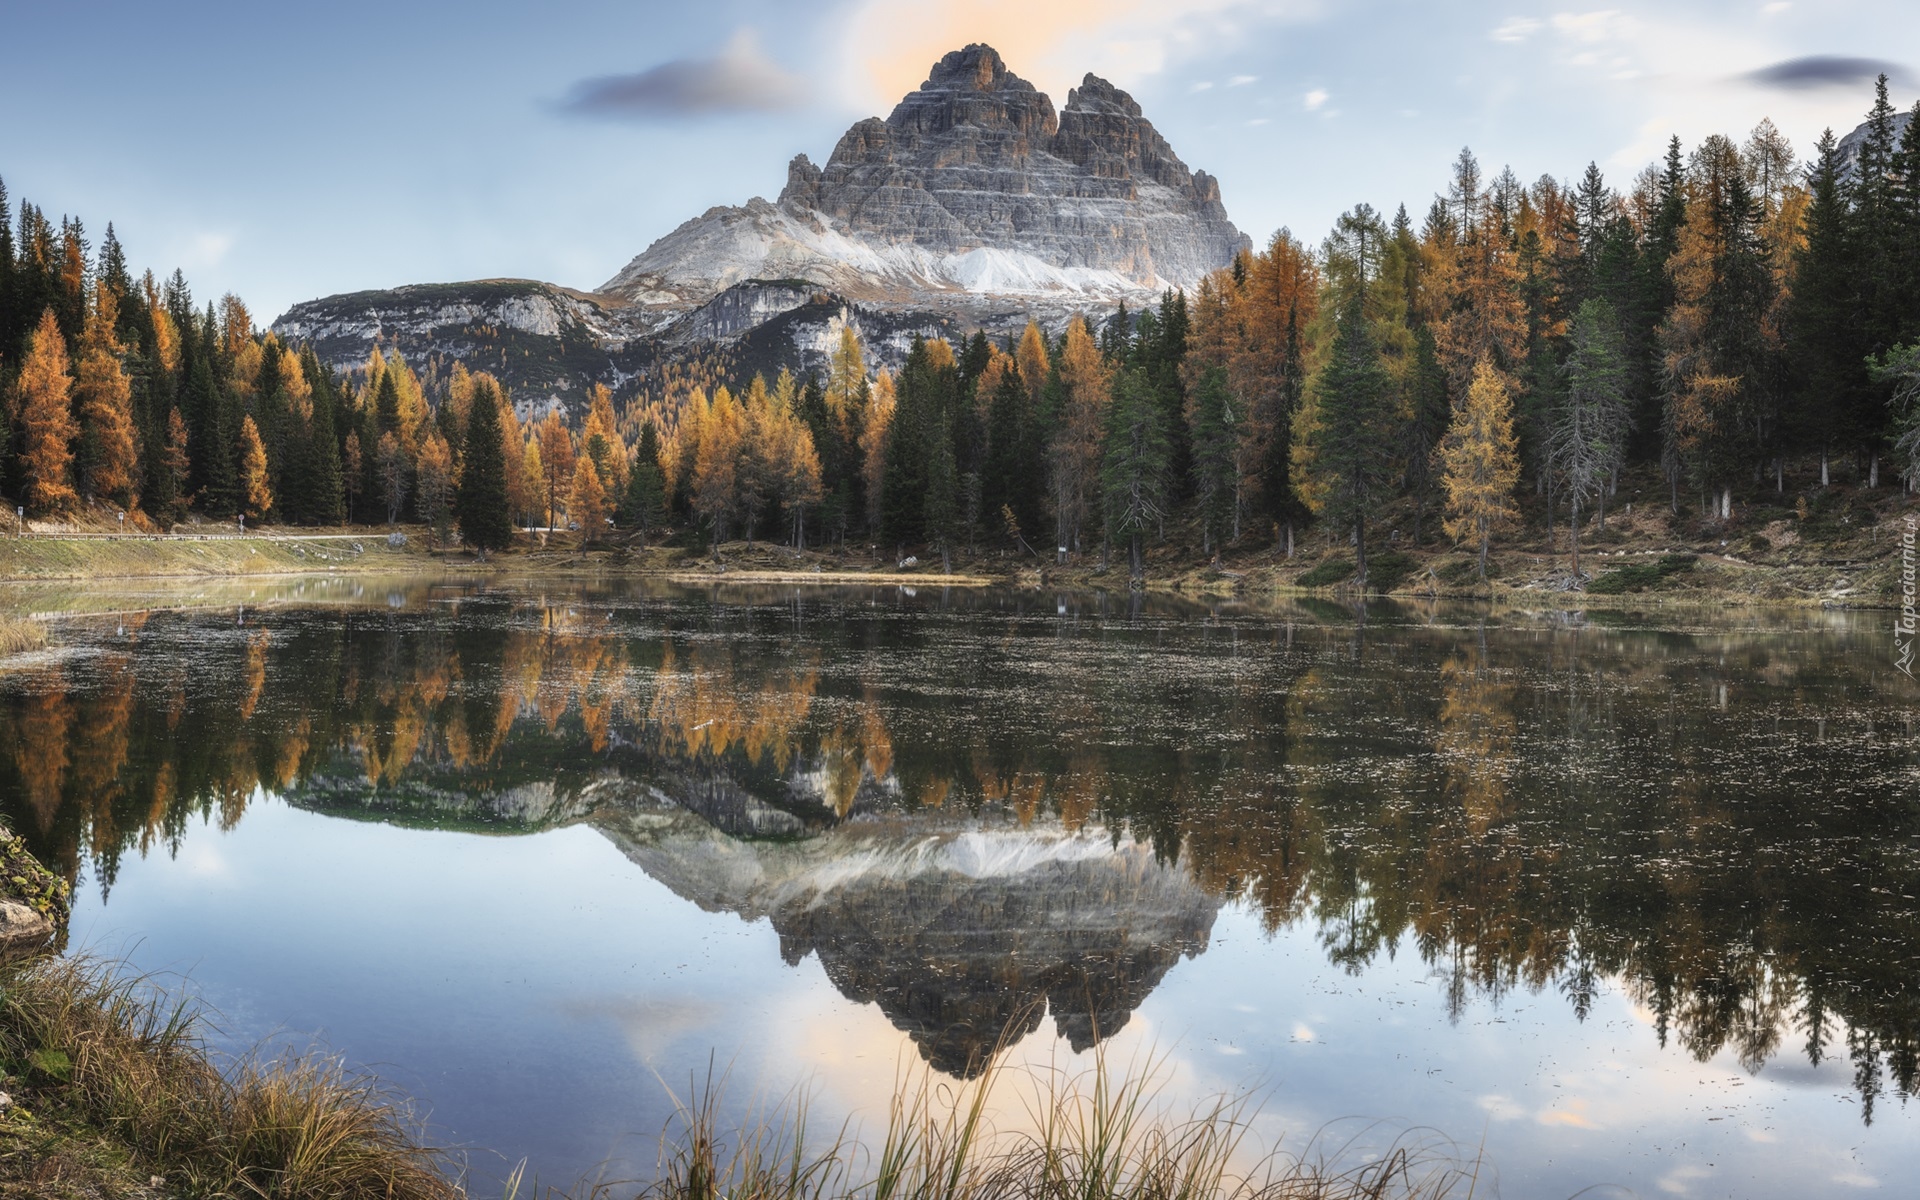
left=0, top=530, right=441, bottom=583
left=5, top=465, right=1911, bottom=614
left=0, top=822, right=454, bottom=1199
left=0, top=955, right=457, bottom=1200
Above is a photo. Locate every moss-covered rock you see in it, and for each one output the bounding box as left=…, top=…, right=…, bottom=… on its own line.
left=0, top=829, right=68, bottom=952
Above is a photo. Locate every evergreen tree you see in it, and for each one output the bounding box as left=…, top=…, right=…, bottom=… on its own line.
left=881, top=339, right=953, bottom=549
left=621, top=421, right=668, bottom=544
left=1402, top=327, right=1450, bottom=544
left=1188, top=366, right=1237, bottom=556
left=457, top=379, right=514, bottom=551
left=1551, top=300, right=1631, bottom=574
left=1101, top=368, right=1172, bottom=582
left=303, top=350, right=345, bottom=523
left=1294, top=296, right=1397, bottom=587
left=1785, top=129, right=1859, bottom=482
left=922, top=424, right=959, bottom=571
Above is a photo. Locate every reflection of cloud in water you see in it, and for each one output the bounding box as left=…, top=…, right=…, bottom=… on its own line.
left=557, top=994, right=727, bottom=1065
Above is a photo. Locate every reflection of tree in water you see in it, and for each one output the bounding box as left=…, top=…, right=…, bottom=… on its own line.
left=0, top=598, right=1914, bottom=1111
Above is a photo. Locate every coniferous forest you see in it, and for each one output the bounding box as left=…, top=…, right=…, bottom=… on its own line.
left=2, top=79, right=1918, bottom=583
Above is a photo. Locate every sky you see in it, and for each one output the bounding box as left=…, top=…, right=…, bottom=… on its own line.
left=1, top=0, right=1914, bottom=323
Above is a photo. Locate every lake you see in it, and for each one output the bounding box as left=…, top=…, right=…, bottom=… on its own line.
left=1, top=578, right=1915, bottom=1198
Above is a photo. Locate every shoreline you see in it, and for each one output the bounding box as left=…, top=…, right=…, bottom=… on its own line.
left=0, top=513, right=1908, bottom=615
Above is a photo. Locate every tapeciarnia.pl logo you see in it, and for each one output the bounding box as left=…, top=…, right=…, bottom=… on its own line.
left=1899, top=514, right=1917, bottom=678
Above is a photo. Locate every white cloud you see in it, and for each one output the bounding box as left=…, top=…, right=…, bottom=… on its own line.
left=1227, top=73, right=1258, bottom=86
left=1303, top=87, right=1329, bottom=110
left=1552, top=9, right=1639, bottom=44
left=1190, top=79, right=1215, bottom=91
left=1492, top=16, right=1543, bottom=42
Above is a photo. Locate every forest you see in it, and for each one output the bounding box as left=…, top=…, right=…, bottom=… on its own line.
left=1, top=79, right=1917, bottom=583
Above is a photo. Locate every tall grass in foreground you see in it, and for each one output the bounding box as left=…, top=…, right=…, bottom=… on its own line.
left=0, top=614, right=46, bottom=655
left=0, top=954, right=457, bottom=1199
left=606, top=1046, right=1482, bottom=1200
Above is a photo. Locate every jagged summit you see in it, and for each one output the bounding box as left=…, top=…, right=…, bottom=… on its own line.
left=600, top=44, right=1247, bottom=310
left=271, top=46, right=1249, bottom=415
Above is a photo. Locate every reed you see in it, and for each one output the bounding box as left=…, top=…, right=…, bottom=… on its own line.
left=612, top=1045, right=1480, bottom=1200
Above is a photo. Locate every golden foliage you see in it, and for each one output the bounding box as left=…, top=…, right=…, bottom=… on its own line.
left=18, top=309, right=78, bottom=514
left=239, top=415, right=272, bottom=520
left=1439, top=361, right=1521, bottom=567
left=75, top=289, right=140, bottom=506
left=569, top=455, right=609, bottom=543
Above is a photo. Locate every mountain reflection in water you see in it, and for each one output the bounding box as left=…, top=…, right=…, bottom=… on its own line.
left=0, top=585, right=1915, bottom=1119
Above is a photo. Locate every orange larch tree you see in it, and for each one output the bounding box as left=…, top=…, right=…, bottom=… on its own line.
left=17, top=309, right=79, bottom=514
left=74, top=288, right=141, bottom=507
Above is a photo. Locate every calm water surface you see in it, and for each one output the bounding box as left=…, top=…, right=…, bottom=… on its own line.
left=2, top=580, right=1916, bottom=1199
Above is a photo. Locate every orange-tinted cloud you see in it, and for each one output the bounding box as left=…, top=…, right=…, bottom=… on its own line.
left=836, top=0, right=1301, bottom=109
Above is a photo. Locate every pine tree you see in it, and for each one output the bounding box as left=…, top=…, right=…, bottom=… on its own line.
left=621, top=421, right=668, bottom=545
left=303, top=350, right=345, bottom=523
left=1294, top=296, right=1397, bottom=587
left=377, top=431, right=407, bottom=525
left=1440, top=361, right=1522, bottom=580
left=342, top=431, right=364, bottom=523
left=1402, top=327, right=1450, bottom=544
left=17, top=310, right=78, bottom=514
left=881, top=339, right=955, bottom=549
left=1551, top=300, right=1631, bottom=574
left=922, top=424, right=959, bottom=572
left=1188, top=366, right=1237, bottom=556
left=456, top=379, right=513, bottom=551
left=159, top=407, right=190, bottom=522
left=0, top=177, right=15, bottom=364
left=1663, top=135, right=1775, bottom=514
left=1101, top=369, right=1172, bottom=582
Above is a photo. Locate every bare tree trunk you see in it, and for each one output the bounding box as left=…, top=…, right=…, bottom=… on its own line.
left=1871, top=455, right=1880, bottom=488
left=1285, top=522, right=1295, bottom=559
left=1571, top=496, right=1582, bottom=576
left=1354, top=516, right=1368, bottom=590
left=1821, top=450, right=1830, bottom=488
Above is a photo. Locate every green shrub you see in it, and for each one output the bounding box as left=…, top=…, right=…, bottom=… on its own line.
left=1586, top=553, right=1697, bottom=594
left=1364, top=551, right=1418, bottom=594
left=1295, top=556, right=1354, bottom=588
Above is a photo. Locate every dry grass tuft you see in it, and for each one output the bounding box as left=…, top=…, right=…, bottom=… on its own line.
left=0, top=954, right=458, bottom=1199
left=0, top=616, right=45, bottom=656
left=613, top=1044, right=1482, bottom=1200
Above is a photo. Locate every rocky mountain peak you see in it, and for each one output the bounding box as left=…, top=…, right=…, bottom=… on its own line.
left=882, top=43, right=1060, bottom=141
left=602, top=43, right=1248, bottom=312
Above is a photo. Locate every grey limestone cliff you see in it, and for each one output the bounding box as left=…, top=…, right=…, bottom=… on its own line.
left=600, top=44, right=1248, bottom=309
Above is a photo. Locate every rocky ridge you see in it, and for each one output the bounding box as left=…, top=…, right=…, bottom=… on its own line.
left=271, top=44, right=1247, bottom=417
left=601, top=45, right=1246, bottom=310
